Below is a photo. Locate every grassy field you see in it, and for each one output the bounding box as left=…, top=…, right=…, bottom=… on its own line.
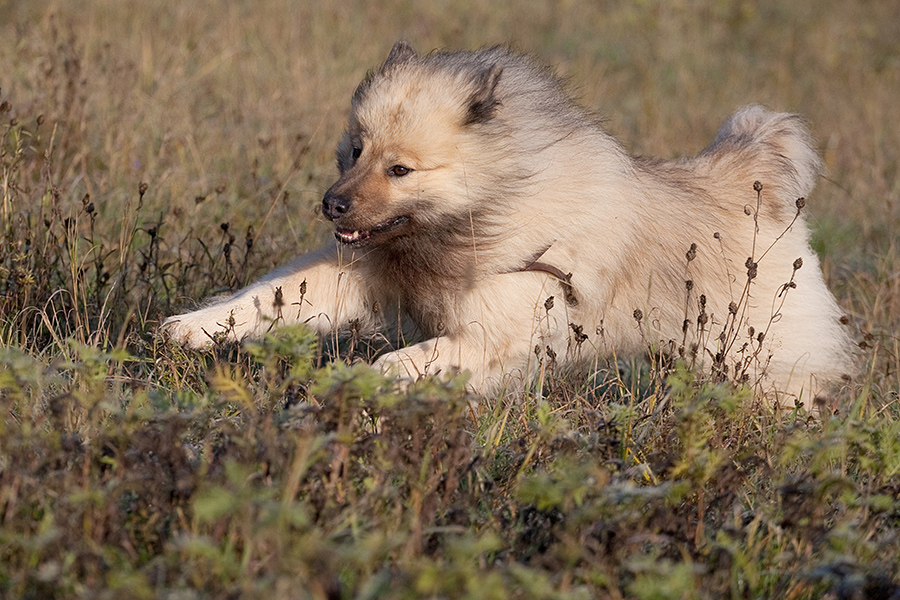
left=1, top=0, right=899, bottom=598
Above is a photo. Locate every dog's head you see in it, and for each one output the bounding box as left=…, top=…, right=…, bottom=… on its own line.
left=322, top=41, right=506, bottom=248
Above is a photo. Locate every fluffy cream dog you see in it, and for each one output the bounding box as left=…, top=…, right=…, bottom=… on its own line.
left=164, top=42, right=854, bottom=403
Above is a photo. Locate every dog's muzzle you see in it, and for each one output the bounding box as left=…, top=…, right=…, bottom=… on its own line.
left=322, top=191, right=352, bottom=221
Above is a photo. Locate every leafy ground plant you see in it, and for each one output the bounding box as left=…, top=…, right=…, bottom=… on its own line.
left=1, top=1, right=899, bottom=598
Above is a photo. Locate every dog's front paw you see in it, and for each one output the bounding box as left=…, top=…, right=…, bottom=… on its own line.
left=373, top=350, right=426, bottom=389
left=161, top=312, right=228, bottom=348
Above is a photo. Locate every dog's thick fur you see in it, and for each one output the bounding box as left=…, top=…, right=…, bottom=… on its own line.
left=164, top=42, right=854, bottom=404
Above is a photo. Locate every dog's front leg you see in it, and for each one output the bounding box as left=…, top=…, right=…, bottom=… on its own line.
left=374, top=271, right=573, bottom=393
left=163, top=244, right=371, bottom=347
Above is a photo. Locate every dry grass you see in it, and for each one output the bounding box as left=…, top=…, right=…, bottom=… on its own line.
left=1, top=0, right=899, bottom=598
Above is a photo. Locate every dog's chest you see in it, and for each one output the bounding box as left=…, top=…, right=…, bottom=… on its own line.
left=365, top=245, right=477, bottom=336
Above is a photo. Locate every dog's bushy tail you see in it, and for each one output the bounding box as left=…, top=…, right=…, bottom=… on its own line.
left=703, top=105, right=823, bottom=212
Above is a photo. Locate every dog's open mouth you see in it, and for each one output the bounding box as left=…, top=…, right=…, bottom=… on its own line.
left=334, top=215, right=410, bottom=246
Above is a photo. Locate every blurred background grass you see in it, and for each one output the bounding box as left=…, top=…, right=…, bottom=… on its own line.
left=3, top=0, right=897, bottom=268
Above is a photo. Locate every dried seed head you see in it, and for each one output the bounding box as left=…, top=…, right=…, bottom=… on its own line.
left=745, top=258, right=758, bottom=280
left=685, top=279, right=693, bottom=291
left=839, top=315, right=849, bottom=325
left=220, top=222, right=230, bottom=233
left=686, top=243, right=697, bottom=262
left=633, top=308, right=643, bottom=323
left=697, top=312, right=708, bottom=326
left=138, top=182, right=148, bottom=197
left=713, top=231, right=720, bottom=239
left=753, top=181, right=763, bottom=192
left=757, top=332, right=765, bottom=343
left=793, top=257, right=803, bottom=270
left=795, top=197, right=806, bottom=210
left=744, top=205, right=753, bottom=216
left=699, top=294, right=707, bottom=309
left=748, top=326, right=755, bottom=338
left=728, top=301, right=738, bottom=315
left=273, top=286, right=284, bottom=308
left=682, top=319, right=690, bottom=333
left=569, top=323, right=588, bottom=342
left=544, top=296, right=554, bottom=311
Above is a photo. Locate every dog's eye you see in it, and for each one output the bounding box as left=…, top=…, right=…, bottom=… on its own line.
left=352, top=146, right=362, bottom=160
left=388, top=165, right=411, bottom=177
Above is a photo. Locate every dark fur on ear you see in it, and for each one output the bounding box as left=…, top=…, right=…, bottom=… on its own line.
left=382, top=41, right=418, bottom=73
left=353, top=42, right=418, bottom=106
left=464, top=64, right=503, bottom=126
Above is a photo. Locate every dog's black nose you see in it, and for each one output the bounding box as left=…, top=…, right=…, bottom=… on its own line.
left=322, top=192, right=351, bottom=220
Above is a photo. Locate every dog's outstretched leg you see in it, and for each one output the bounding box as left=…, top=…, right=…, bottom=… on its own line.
left=162, top=245, right=371, bottom=347
left=374, top=270, right=572, bottom=393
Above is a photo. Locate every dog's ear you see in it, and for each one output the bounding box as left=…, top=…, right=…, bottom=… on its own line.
left=465, top=64, right=503, bottom=125
left=382, top=41, right=417, bottom=73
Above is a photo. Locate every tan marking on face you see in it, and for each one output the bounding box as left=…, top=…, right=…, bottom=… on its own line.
left=328, top=159, right=400, bottom=231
